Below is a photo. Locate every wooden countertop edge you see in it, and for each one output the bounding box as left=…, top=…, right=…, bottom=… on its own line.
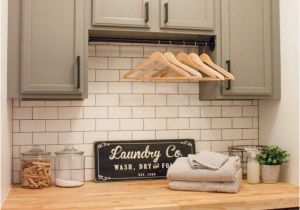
left=2, top=180, right=299, bottom=210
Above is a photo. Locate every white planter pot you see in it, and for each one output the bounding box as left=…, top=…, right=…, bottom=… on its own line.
left=260, top=165, right=281, bottom=184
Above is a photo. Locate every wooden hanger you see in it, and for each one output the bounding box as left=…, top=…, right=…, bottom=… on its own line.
left=123, top=52, right=193, bottom=80
left=199, top=53, right=235, bottom=80
left=176, top=52, right=225, bottom=80
left=163, top=52, right=203, bottom=78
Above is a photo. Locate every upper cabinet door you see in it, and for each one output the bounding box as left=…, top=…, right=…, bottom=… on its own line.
left=21, top=0, right=86, bottom=95
left=160, top=0, right=214, bottom=30
left=221, top=0, right=272, bottom=95
left=93, top=0, right=151, bottom=28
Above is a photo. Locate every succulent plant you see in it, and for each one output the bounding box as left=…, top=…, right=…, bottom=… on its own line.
left=257, top=145, right=288, bottom=165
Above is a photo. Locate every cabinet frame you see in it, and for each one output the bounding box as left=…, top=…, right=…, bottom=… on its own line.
left=21, top=0, right=86, bottom=96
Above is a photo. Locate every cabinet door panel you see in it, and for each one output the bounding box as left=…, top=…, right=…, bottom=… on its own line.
left=93, top=0, right=150, bottom=28
left=221, top=0, right=272, bottom=95
left=160, top=0, right=214, bottom=30
left=21, top=0, right=85, bottom=94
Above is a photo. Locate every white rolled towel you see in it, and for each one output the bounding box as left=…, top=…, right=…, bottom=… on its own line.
left=169, top=169, right=242, bottom=193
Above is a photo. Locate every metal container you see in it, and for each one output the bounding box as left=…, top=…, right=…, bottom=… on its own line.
left=21, top=145, right=52, bottom=189
left=54, top=144, right=85, bottom=187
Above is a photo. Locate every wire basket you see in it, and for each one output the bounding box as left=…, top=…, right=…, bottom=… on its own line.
left=228, top=145, right=266, bottom=179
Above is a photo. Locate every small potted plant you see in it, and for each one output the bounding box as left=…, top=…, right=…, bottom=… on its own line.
left=257, top=145, right=288, bottom=183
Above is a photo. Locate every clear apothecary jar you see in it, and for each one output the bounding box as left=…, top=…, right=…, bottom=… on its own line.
left=21, top=145, right=52, bottom=189
left=54, top=144, right=85, bottom=187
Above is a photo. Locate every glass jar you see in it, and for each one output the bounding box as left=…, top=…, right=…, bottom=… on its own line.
left=20, top=145, right=52, bottom=189
left=55, top=144, right=85, bottom=187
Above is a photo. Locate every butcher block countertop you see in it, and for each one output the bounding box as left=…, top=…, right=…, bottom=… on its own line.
left=2, top=180, right=299, bottom=210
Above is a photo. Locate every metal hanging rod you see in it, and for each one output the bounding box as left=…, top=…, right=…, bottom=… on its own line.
left=89, top=36, right=216, bottom=51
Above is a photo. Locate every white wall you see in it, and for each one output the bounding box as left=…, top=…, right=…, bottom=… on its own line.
left=0, top=0, right=12, bottom=206
left=259, top=0, right=299, bottom=184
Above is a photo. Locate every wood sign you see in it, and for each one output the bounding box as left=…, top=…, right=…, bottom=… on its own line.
left=94, top=139, right=195, bottom=182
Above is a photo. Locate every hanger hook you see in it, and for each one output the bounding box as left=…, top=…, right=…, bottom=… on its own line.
left=158, top=40, right=161, bottom=45
left=169, top=40, right=172, bottom=46
left=182, top=41, right=185, bottom=46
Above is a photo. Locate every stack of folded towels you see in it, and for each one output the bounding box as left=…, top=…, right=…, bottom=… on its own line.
left=167, top=150, right=242, bottom=193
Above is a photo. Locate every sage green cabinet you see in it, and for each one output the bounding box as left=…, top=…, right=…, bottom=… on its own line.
left=93, top=0, right=151, bottom=28
left=160, top=0, right=214, bottom=31
left=91, top=0, right=215, bottom=33
left=8, top=0, right=88, bottom=99
left=199, top=0, right=280, bottom=99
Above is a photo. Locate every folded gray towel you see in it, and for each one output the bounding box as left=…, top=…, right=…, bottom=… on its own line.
left=188, top=151, right=229, bottom=170
left=169, top=169, right=242, bottom=193
left=167, top=156, right=240, bottom=182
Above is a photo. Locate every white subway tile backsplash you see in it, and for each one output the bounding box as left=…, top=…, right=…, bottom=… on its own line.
left=132, top=107, right=155, bottom=118
left=243, top=129, right=258, bottom=139
left=144, top=95, right=166, bottom=106
left=20, top=101, right=45, bottom=107
left=96, top=70, right=119, bottom=81
left=46, top=101, right=70, bottom=107
left=211, top=141, right=232, bottom=152
left=46, top=120, right=70, bottom=132
left=167, top=95, right=189, bottom=106
left=156, top=83, right=178, bottom=94
left=12, top=43, right=259, bottom=184
left=156, top=130, right=178, bottom=139
left=13, top=133, right=32, bottom=145
left=222, top=129, right=242, bottom=140
left=190, top=118, right=210, bottom=129
left=167, top=118, right=189, bottom=129
left=96, top=119, right=119, bottom=131
left=179, top=130, right=201, bottom=141
left=96, top=45, right=119, bottom=57
left=33, top=107, right=57, bottom=119
left=71, top=94, right=96, bottom=107
left=156, top=107, right=178, bottom=118
left=71, top=119, right=95, bottom=131
left=179, top=83, right=199, bottom=94
left=84, top=107, right=107, bottom=119
left=144, top=119, right=166, bottom=130
left=132, top=131, right=155, bottom=140
left=120, top=119, right=143, bottom=130
left=59, top=107, right=83, bottom=119
left=132, top=83, right=155, bottom=94
left=201, top=130, right=222, bottom=141
left=13, top=120, right=19, bottom=133
left=179, top=107, right=200, bottom=118
left=96, top=94, right=119, bottom=106
left=233, top=118, right=252, bottom=128
left=120, top=94, right=143, bottom=106
left=243, top=106, right=258, bottom=117
left=109, top=107, right=131, bottom=118
left=120, top=46, right=143, bottom=57
left=88, top=82, right=108, bottom=93
left=33, top=133, right=58, bottom=145
left=211, top=118, right=232, bottom=129
left=109, top=82, right=132, bottom=93
left=109, top=58, right=131, bottom=69
left=222, top=107, right=242, bottom=117
left=59, top=132, right=83, bottom=144
left=88, top=57, right=108, bottom=69
left=13, top=108, right=32, bottom=119
left=201, top=107, right=221, bottom=117
left=108, top=131, right=132, bottom=140
left=20, top=120, right=45, bottom=132
left=190, top=96, right=211, bottom=106
left=84, top=131, right=108, bottom=143
left=196, top=141, right=212, bottom=152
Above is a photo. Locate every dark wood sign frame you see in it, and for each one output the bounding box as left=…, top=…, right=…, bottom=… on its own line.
left=94, top=139, right=195, bottom=182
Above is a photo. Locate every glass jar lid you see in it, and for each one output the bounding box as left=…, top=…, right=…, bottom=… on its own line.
left=21, top=145, right=51, bottom=157
left=55, top=144, right=84, bottom=156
